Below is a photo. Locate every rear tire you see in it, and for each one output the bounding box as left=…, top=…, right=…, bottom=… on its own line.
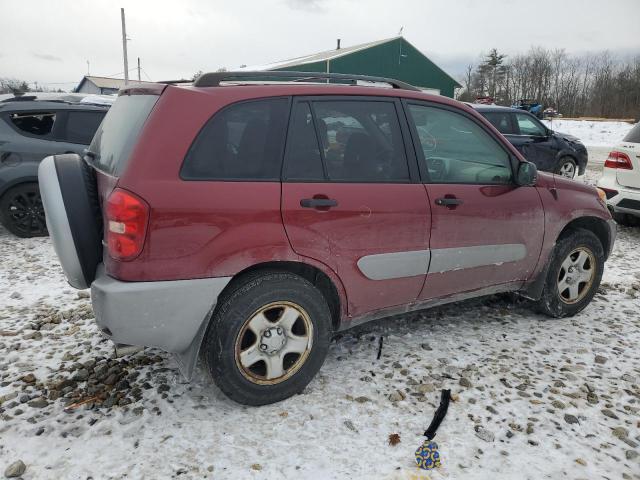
left=203, top=271, right=332, bottom=405
left=535, top=228, right=604, bottom=318
left=0, top=183, right=47, bottom=237
left=555, top=157, right=577, bottom=179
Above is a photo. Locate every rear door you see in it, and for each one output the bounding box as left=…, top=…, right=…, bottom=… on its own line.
left=616, top=123, right=640, bottom=188
left=281, top=97, right=430, bottom=317
left=404, top=101, right=544, bottom=300
left=1, top=109, right=62, bottom=165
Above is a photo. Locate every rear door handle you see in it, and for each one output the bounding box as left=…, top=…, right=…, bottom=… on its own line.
left=300, top=198, right=338, bottom=209
left=435, top=197, right=463, bottom=207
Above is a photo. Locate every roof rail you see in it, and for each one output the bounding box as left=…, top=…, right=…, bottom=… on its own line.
left=157, top=79, right=193, bottom=85
left=193, top=71, right=421, bottom=91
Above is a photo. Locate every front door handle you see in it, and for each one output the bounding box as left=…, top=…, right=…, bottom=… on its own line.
left=300, top=198, right=338, bottom=209
left=435, top=197, right=463, bottom=207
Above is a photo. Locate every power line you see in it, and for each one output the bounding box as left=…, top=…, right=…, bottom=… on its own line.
left=140, top=68, right=153, bottom=82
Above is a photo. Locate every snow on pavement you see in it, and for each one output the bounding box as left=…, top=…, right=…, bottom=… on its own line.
left=1, top=180, right=640, bottom=479
left=542, top=119, right=635, bottom=148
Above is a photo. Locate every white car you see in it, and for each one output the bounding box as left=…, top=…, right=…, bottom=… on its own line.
left=597, top=122, right=640, bottom=226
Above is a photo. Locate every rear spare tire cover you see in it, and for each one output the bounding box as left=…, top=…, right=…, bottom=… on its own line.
left=38, top=154, right=102, bottom=289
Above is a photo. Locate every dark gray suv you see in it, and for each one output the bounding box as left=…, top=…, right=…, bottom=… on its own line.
left=0, top=95, right=109, bottom=236
left=471, top=104, right=588, bottom=179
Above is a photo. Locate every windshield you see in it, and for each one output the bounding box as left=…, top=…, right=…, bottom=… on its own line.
left=623, top=122, right=640, bottom=144
left=86, top=94, right=158, bottom=176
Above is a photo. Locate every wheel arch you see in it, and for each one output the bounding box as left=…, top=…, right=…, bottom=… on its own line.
left=521, top=214, right=612, bottom=301
left=219, top=261, right=344, bottom=332
left=0, top=176, right=39, bottom=199
left=557, top=216, right=612, bottom=259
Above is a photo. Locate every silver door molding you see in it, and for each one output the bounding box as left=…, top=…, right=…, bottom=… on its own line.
left=358, top=244, right=527, bottom=280
left=429, top=244, right=527, bottom=273
left=357, top=250, right=431, bottom=280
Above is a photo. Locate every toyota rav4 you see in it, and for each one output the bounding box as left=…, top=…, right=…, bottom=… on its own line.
left=39, top=72, right=616, bottom=405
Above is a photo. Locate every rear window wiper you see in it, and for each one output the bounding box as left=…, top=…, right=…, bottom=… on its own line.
left=83, top=149, right=97, bottom=164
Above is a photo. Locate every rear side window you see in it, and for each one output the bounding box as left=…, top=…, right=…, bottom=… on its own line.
left=181, top=98, right=289, bottom=180
left=87, top=95, right=158, bottom=176
left=63, top=111, right=105, bottom=144
left=313, top=101, right=410, bottom=182
left=284, top=102, right=324, bottom=181
left=9, top=111, right=56, bottom=136
left=623, top=122, right=640, bottom=143
left=482, top=112, right=516, bottom=135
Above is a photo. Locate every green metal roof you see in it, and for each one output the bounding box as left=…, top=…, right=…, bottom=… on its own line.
left=244, top=36, right=461, bottom=93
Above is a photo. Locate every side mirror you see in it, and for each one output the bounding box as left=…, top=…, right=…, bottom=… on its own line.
left=516, top=161, right=537, bottom=186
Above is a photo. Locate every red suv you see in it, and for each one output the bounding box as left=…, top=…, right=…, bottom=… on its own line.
left=39, top=72, right=615, bottom=405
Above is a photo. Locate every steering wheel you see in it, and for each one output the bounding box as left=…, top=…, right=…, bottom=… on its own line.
left=427, top=156, right=448, bottom=182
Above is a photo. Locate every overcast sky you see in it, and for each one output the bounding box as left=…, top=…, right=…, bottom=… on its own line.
left=1, top=0, right=639, bottom=90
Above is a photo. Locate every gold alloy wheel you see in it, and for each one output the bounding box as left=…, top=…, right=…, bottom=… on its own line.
left=234, top=301, right=313, bottom=385
left=557, top=247, right=596, bottom=304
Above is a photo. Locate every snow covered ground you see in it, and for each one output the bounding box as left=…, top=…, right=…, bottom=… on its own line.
left=1, top=158, right=640, bottom=480
left=542, top=119, right=635, bottom=148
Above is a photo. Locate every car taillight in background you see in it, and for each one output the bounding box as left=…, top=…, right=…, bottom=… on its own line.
left=106, top=188, right=149, bottom=261
left=604, top=151, right=633, bottom=170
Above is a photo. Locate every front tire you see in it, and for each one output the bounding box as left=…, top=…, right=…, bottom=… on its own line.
left=555, top=157, right=577, bottom=179
left=203, top=271, right=332, bottom=405
left=0, top=183, right=47, bottom=237
left=535, top=228, right=604, bottom=318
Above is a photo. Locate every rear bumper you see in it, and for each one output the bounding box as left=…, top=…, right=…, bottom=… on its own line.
left=598, top=177, right=640, bottom=217
left=91, top=264, right=231, bottom=378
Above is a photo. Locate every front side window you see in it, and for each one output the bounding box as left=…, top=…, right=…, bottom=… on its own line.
left=64, top=111, right=105, bottom=144
left=408, top=104, right=512, bottom=184
left=482, top=111, right=516, bottom=135
left=9, top=111, right=56, bottom=136
left=182, top=98, right=288, bottom=180
left=515, top=113, right=546, bottom=136
left=313, top=101, right=410, bottom=182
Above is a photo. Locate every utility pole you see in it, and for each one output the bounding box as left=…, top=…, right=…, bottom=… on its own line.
left=86, top=60, right=90, bottom=76
left=137, top=57, right=141, bottom=82
left=121, top=8, right=129, bottom=84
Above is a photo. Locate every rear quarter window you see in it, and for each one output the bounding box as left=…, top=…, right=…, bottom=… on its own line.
left=181, top=98, right=289, bottom=181
left=9, top=111, right=56, bottom=137
left=87, top=95, right=158, bottom=176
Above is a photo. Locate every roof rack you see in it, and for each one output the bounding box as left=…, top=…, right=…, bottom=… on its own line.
left=157, top=78, right=193, bottom=85
left=193, top=71, right=421, bottom=91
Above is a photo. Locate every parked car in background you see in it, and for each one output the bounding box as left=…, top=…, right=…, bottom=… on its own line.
left=512, top=99, right=544, bottom=119
left=0, top=93, right=111, bottom=237
left=40, top=72, right=615, bottom=406
left=597, top=122, right=640, bottom=226
left=472, top=104, right=588, bottom=179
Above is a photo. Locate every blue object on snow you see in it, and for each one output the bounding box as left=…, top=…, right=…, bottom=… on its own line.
left=415, top=440, right=441, bottom=470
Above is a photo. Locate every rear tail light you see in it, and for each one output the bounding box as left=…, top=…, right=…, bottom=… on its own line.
left=604, top=151, right=633, bottom=170
left=105, top=188, right=149, bottom=261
